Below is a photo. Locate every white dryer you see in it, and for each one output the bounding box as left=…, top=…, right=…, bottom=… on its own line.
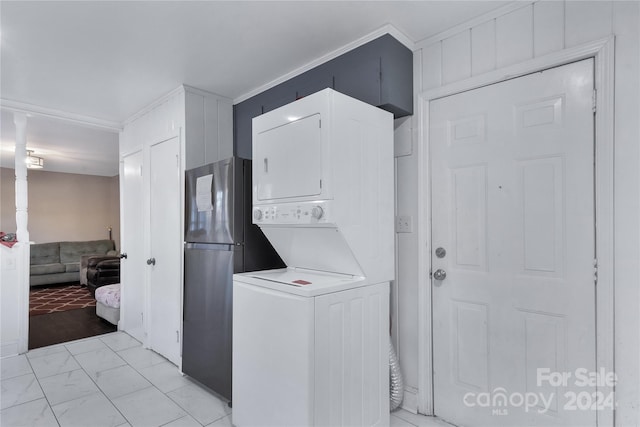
left=233, top=89, right=394, bottom=426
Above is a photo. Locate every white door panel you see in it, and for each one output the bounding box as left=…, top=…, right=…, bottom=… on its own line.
left=149, top=137, right=182, bottom=365
left=431, top=59, right=595, bottom=427
left=120, top=151, right=145, bottom=342
left=254, top=114, right=322, bottom=201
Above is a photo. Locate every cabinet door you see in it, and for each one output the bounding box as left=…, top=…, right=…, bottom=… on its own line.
left=254, top=114, right=322, bottom=201
left=334, top=55, right=381, bottom=107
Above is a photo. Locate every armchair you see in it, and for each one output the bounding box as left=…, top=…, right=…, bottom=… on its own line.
left=86, top=256, right=121, bottom=297
left=80, top=251, right=118, bottom=286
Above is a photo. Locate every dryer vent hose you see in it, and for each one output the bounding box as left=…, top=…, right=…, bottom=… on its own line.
left=389, top=341, right=404, bottom=411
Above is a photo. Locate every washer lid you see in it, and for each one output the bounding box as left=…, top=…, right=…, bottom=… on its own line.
left=259, top=226, right=364, bottom=277
left=236, top=268, right=367, bottom=297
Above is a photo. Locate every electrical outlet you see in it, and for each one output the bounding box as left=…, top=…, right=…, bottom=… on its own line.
left=395, top=215, right=413, bottom=233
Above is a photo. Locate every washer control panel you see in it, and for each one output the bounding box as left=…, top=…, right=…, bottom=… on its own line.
left=253, top=201, right=330, bottom=225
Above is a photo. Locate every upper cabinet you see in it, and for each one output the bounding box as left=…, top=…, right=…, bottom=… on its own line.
left=333, top=55, right=382, bottom=107
left=120, top=85, right=233, bottom=169
left=185, top=88, right=234, bottom=169
left=233, top=34, right=413, bottom=159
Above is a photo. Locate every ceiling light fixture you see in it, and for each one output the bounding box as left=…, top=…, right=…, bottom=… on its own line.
left=26, top=150, right=44, bottom=169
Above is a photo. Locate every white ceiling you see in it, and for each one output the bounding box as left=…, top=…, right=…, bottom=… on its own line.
left=0, top=1, right=509, bottom=177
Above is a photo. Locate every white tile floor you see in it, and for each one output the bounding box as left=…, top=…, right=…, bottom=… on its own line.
left=1, top=331, right=450, bottom=427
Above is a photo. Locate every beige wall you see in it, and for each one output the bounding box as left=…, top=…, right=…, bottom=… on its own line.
left=0, top=167, right=120, bottom=249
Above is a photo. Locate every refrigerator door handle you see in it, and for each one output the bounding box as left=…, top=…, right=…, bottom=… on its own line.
left=185, top=242, right=234, bottom=251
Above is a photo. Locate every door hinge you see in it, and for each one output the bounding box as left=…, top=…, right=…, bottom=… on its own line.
left=592, top=89, right=597, bottom=113
left=176, top=330, right=180, bottom=343
left=319, top=119, right=322, bottom=128
left=593, top=258, right=598, bottom=283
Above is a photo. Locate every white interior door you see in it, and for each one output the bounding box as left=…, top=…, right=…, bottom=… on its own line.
left=431, top=59, right=596, bottom=427
left=120, top=150, right=145, bottom=342
left=149, top=136, right=182, bottom=365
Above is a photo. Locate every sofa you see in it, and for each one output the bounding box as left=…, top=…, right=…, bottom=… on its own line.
left=30, top=240, right=116, bottom=287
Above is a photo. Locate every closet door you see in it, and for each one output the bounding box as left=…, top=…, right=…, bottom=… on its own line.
left=120, top=150, right=145, bottom=342
left=148, top=136, right=182, bottom=364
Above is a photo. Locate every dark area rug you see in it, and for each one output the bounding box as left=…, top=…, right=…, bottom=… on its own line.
left=29, top=306, right=116, bottom=350
left=30, top=283, right=95, bottom=316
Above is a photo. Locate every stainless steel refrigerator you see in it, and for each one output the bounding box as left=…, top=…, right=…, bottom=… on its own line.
left=183, top=157, right=283, bottom=401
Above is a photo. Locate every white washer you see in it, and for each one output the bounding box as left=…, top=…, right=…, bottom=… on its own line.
left=233, top=269, right=389, bottom=427
left=233, top=90, right=394, bottom=426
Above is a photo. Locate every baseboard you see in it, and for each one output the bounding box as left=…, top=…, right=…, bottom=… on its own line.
left=1, top=340, right=19, bottom=358
left=401, top=386, right=419, bottom=414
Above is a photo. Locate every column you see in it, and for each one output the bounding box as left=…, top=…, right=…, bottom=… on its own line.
left=13, top=112, right=30, bottom=354
left=14, top=113, right=29, bottom=243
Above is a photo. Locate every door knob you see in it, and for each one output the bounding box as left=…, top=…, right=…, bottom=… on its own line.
left=146, top=257, right=156, bottom=266
left=433, top=269, right=447, bottom=281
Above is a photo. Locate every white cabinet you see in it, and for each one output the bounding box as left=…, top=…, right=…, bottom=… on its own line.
left=119, top=85, right=232, bottom=364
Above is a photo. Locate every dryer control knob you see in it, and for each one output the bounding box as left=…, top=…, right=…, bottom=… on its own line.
left=311, top=206, right=324, bottom=220
left=253, top=209, right=263, bottom=221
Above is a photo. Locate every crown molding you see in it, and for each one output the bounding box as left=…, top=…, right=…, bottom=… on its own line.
left=0, top=99, right=122, bottom=132
left=233, top=23, right=415, bottom=104
left=122, top=85, right=186, bottom=127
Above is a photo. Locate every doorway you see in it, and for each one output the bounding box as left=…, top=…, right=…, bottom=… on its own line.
left=429, top=59, right=597, bottom=426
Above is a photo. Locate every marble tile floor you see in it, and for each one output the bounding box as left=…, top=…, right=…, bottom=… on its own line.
left=1, top=331, right=451, bottom=427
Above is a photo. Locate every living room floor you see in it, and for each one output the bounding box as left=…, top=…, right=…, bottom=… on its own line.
left=0, top=332, right=452, bottom=427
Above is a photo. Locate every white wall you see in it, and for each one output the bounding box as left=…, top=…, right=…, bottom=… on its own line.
left=1, top=245, right=24, bottom=357
left=393, top=1, right=639, bottom=424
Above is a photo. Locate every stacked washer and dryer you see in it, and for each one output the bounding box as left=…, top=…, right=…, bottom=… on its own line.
left=232, top=88, right=394, bottom=426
